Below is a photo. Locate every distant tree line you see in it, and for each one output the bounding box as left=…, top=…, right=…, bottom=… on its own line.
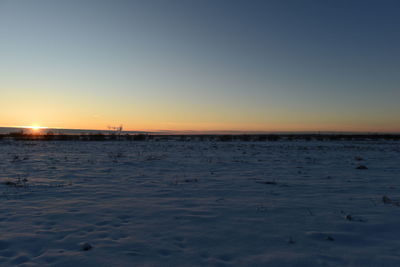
left=1, top=131, right=400, bottom=142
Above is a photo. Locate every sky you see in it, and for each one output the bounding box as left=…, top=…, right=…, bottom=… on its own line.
left=1, top=0, right=399, bottom=133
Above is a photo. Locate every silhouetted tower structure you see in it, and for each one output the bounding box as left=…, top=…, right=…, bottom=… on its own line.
left=108, top=125, right=123, bottom=140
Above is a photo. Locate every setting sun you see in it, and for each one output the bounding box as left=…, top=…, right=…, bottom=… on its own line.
left=25, top=125, right=48, bottom=132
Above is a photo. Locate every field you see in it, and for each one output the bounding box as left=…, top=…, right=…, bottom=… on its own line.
left=0, top=140, right=400, bottom=266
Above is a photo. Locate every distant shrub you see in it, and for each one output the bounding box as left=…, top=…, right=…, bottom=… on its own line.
left=133, top=134, right=147, bottom=141
left=43, top=131, right=55, bottom=141
left=179, top=135, right=188, bottom=141
left=266, top=135, right=280, bottom=141
left=219, top=135, right=233, bottom=142
left=238, top=135, right=251, bottom=142
left=257, top=135, right=267, bottom=141
left=304, top=136, right=312, bottom=141
left=58, top=134, right=71, bottom=141
left=79, top=134, right=89, bottom=141
left=88, top=133, right=106, bottom=141
left=109, top=133, right=117, bottom=140
left=8, top=130, right=26, bottom=140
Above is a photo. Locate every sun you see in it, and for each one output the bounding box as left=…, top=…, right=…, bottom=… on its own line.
left=28, top=125, right=46, bottom=132
left=14, top=125, right=49, bottom=132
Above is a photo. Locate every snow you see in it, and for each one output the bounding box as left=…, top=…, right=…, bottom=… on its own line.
left=0, top=140, right=399, bottom=266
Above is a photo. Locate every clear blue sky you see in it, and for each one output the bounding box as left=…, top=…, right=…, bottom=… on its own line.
left=1, top=0, right=399, bottom=132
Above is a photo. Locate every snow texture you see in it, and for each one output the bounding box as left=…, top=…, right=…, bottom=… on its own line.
left=0, top=140, right=399, bottom=266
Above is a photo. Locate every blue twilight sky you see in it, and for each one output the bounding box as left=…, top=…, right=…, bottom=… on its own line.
left=0, top=0, right=399, bottom=132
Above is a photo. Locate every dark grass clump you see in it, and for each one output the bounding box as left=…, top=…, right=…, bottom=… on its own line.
left=4, top=177, right=28, bottom=188
left=256, top=180, right=278, bottom=185
left=356, top=165, right=368, bottom=170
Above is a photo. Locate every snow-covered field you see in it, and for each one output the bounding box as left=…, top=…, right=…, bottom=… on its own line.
left=0, top=140, right=399, bottom=266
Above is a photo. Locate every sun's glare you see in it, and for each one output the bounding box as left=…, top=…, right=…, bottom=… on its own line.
left=28, top=125, right=47, bottom=131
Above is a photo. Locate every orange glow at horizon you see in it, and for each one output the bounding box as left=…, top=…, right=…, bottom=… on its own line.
left=9, top=125, right=50, bottom=132
left=1, top=122, right=398, bottom=134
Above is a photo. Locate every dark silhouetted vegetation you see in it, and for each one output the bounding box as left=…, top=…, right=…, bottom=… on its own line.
left=219, top=135, right=233, bottom=142
left=1, top=132, right=400, bottom=142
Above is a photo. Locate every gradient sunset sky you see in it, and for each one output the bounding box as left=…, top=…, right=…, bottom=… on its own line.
left=1, top=0, right=399, bottom=132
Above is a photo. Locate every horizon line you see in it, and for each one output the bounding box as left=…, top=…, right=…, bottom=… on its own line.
left=0, top=126, right=399, bottom=135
